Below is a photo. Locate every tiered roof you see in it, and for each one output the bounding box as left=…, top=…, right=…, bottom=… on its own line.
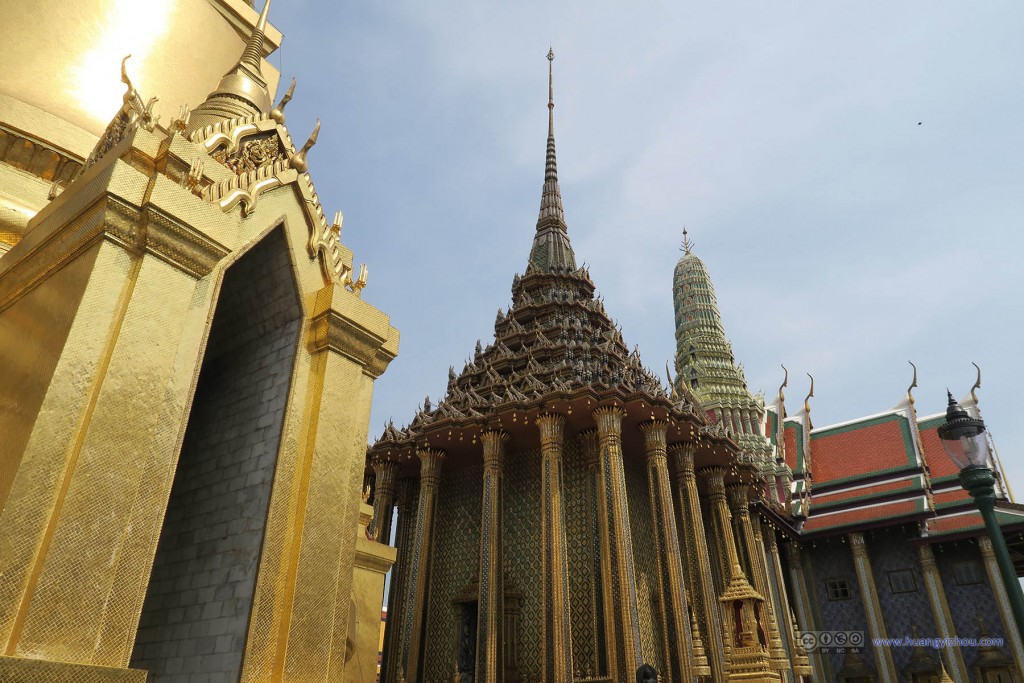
left=371, top=53, right=740, bottom=470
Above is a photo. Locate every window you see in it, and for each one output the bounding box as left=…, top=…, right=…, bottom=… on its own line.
left=825, top=578, right=851, bottom=601
left=888, top=569, right=917, bottom=594
left=953, top=560, right=984, bottom=586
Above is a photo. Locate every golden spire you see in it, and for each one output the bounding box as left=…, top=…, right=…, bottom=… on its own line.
left=681, top=226, right=694, bottom=254
left=239, top=0, right=272, bottom=72
left=187, top=0, right=275, bottom=134
left=529, top=47, right=576, bottom=272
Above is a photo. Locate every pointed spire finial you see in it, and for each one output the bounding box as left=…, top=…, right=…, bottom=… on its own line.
left=548, top=47, right=555, bottom=128
left=681, top=226, right=694, bottom=254
left=186, top=0, right=275, bottom=134
left=239, top=0, right=272, bottom=70
left=529, top=47, right=577, bottom=272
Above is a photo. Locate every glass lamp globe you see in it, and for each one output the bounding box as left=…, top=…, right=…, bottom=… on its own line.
left=937, top=391, right=990, bottom=470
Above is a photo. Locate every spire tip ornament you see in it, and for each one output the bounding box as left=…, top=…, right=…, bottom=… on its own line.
left=681, top=226, right=694, bottom=254
left=529, top=46, right=576, bottom=272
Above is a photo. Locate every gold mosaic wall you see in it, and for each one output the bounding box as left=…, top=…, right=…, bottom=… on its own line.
left=417, top=437, right=620, bottom=681
left=562, top=437, right=599, bottom=675
left=0, top=240, right=100, bottom=509
left=622, top=452, right=661, bottom=669
left=422, top=463, right=483, bottom=683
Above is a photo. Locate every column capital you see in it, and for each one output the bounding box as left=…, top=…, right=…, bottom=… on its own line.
left=579, top=428, right=599, bottom=469
left=593, top=405, right=626, bottom=436
left=536, top=413, right=567, bottom=447
left=783, top=540, right=801, bottom=563
left=638, top=420, right=669, bottom=453
left=978, top=536, right=995, bottom=556
left=918, top=543, right=937, bottom=569
left=699, top=466, right=728, bottom=495
left=726, top=482, right=751, bottom=512
left=416, top=447, right=445, bottom=486
left=480, top=430, right=509, bottom=470
left=668, top=442, right=696, bottom=478
left=848, top=531, right=867, bottom=555
left=372, top=459, right=399, bottom=493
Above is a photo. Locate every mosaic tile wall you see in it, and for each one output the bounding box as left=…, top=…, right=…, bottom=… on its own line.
left=563, top=437, right=599, bottom=676
left=866, top=527, right=936, bottom=673
left=422, top=462, right=483, bottom=683
left=623, top=452, right=661, bottom=670
left=503, top=447, right=543, bottom=682
left=808, top=538, right=872, bottom=676
left=936, top=539, right=1012, bottom=675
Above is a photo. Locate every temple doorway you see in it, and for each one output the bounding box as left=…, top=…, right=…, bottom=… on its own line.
left=129, top=228, right=301, bottom=681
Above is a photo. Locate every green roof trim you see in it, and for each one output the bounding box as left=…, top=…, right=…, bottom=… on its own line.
left=917, top=415, right=945, bottom=430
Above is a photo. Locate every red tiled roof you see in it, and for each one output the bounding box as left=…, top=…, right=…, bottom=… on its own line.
left=932, top=487, right=971, bottom=507
left=926, top=507, right=1024, bottom=536
left=803, top=499, right=921, bottom=532
left=810, top=415, right=916, bottom=487
left=927, top=512, right=985, bottom=535
left=784, top=424, right=799, bottom=472
left=813, top=477, right=921, bottom=508
left=918, top=423, right=962, bottom=480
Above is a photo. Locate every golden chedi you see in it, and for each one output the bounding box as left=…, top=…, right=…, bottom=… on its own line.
left=0, top=1, right=398, bottom=681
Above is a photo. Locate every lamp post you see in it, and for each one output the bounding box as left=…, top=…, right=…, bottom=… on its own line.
left=937, top=391, right=1024, bottom=636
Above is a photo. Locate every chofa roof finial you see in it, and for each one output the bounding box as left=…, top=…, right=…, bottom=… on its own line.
left=778, top=364, right=788, bottom=407
left=907, top=361, right=918, bottom=407
left=804, top=373, right=815, bottom=429
left=970, top=361, right=981, bottom=405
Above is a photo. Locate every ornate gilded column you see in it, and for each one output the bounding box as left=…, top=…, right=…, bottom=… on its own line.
left=729, top=484, right=787, bottom=672
left=978, top=536, right=1024, bottom=674
left=671, top=443, right=725, bottom=683
left=917, top=544, right=969, bottom=681
left=398, top=447, right=445, bottom=683
left=763, top=527, right=811, bottom=680
left=536, top=414, right=573, bottom=683
left=476, top=430, right=508, bottom=683
left=701, top=468, right=747, bottom=584
left=701, top=467, right=746, bottom=672
left=581, top=429, right=604, bottom=677
left=848, top=532, right=897, bottom=683
left=382, top=478, right=418, bottom=683
left=369, top=459, right=398, bottom=543
left=639, top=421, right=694, bottom=683
left=592, top=406, right=642, bottom=680
left=783, top=542, right=829, bottom=681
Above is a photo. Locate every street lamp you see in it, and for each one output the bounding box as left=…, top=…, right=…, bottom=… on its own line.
left=937, top=391, right=1024, bottom=636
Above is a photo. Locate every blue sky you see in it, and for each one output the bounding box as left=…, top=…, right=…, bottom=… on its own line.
left=270, top=2, right=1024, bottom=491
